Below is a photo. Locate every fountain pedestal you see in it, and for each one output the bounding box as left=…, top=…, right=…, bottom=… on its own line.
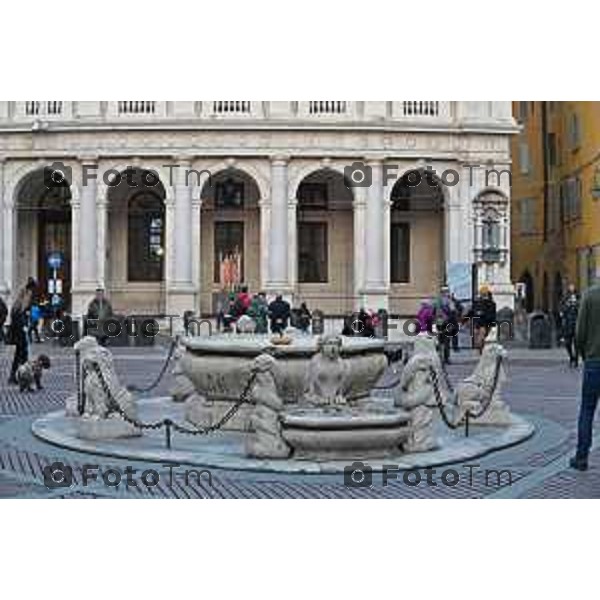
left=281, top=406, right=411, bottom=460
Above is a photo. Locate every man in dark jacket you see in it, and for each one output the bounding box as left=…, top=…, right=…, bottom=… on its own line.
left=86, top=288, right=113, bottom=346
left=268, top=294, right=291, bottom=335
left=570, top=284, right=600, bottom=470
left=0, top=296, right=8, bottom=343
left=560, top=284, right=580, bottom=368
left=467, top=286, right=497, bottom=352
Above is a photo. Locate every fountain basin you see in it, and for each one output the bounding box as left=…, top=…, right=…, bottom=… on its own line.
left=281, top=406, right=411, bottom=460
left=180, top=334, right=388, bottom=405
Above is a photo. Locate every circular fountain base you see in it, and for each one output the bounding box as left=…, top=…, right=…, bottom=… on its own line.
left=32, top=397, right=535, bottom=474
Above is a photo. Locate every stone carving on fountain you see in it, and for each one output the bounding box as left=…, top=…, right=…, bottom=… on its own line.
left=455, top=329, right=510, bottom=426
left=245, top=354, right=291, bottom=458
left=68, top=336, right=141, bottom=440
left=171, top=343, right=199, bottom=403
left=303, top=336, right=349, bottom=407
left=279, top=335, right=411, bottom=459
left=395, top=336, right=443, bottom=453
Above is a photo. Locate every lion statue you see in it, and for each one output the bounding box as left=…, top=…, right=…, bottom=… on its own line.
left=70, top=336, right=141, bottom=439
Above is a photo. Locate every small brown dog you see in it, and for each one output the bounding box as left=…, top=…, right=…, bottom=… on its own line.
left=17, top=354, right=51, bottom=392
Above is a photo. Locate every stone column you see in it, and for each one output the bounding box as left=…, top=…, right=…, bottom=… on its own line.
left=2, top=197, right=15, bottom=299
left=287, top=195, right=298, bottom=295
left=0, top=158, right=5, bottom=296
left=71, top=159, right=100, bottom=318
left=352, top=186, right=367, bottom=309
left=191, top=196, right=202, bottom=313
left=362, top=159, right=388, bottom=309
left=259, top=197, right=272, bottom=292
left=166, top=158, right=196, bottom=316
left=97, top=198, right=107, bottom=291
left=265, top=156, right=291, bottom=296
left=78, top=160, right=99, bottom=285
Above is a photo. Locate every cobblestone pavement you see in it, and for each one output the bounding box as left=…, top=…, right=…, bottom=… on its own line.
left=0, top=340, right=597, bottom=499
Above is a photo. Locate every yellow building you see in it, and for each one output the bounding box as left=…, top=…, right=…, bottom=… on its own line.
left=511, top=101, right=600, bottom=314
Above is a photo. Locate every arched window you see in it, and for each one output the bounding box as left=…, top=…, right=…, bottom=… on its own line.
left=128, top=191, right=165, bottom=282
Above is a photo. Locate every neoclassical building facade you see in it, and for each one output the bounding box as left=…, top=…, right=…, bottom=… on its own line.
left=0, top=101, right=517, bottom=319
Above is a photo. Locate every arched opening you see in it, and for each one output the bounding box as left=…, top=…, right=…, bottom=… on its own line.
left=389, top=169, right=444, bottom=315
left=200, top=168, right=261, bottom=314
left=295, top=169, right=354, bottom=314
left=15, top=168, right=72, bottom=309
left=106, top=168, right=166, bottom=312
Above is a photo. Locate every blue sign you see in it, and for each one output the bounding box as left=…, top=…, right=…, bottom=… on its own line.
left=47, top=251, right=63, bottom=270
left=446, top=262, right=473, bottom=302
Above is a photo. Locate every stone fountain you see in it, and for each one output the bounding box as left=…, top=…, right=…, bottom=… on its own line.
left=31, top=329, right=534, bottom=472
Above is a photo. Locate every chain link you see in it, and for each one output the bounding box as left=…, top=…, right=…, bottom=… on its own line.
left=126, top=337, right=179, bottom=393
left=429, top=354, right=504, bottom=432
left=85, top=360, right=259, bottom=445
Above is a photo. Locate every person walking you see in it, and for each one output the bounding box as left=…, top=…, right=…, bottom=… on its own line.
left=0, top=295, right=8, bottom=343
left=8, top=288, right=32, bottom=384
left=570, top=284, right=600, bottom=470
left=560, top=283, right=580, bottom=368
left=433, top=286, right=453, bottom=364
left=467, top=285, right=497, bottom=353
left=450, top=293, right=464, bottom=353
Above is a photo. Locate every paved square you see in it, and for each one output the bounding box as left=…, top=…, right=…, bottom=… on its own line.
left=0, top=341, right=596, bottom=499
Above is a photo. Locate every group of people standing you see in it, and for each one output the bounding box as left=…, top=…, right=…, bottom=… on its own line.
left=416, top=284, right=497, bottom=365
left=217, top=286, right=312, bottom=335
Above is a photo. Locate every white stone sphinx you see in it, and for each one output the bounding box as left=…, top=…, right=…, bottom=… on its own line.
left=395, top=336, right=442, bottom=452
left=245, top=353, right=291, bottom=458
left=302, top=335, right=349, bottom=407
left=69, top=336, right=141, bottom=440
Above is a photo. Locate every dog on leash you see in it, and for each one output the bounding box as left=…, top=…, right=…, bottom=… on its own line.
left=16, top=354, right=51, bottom=392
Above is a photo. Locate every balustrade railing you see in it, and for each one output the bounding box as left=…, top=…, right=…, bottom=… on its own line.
left=118, top=101, right=156, bottom=114
left=212, top=101, right=252, bottom=114
left=308, top=100, right=348, bottom=115
left=24, top=101, right=63, bottom=116
left=402, top=101, right=439, bottom=117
